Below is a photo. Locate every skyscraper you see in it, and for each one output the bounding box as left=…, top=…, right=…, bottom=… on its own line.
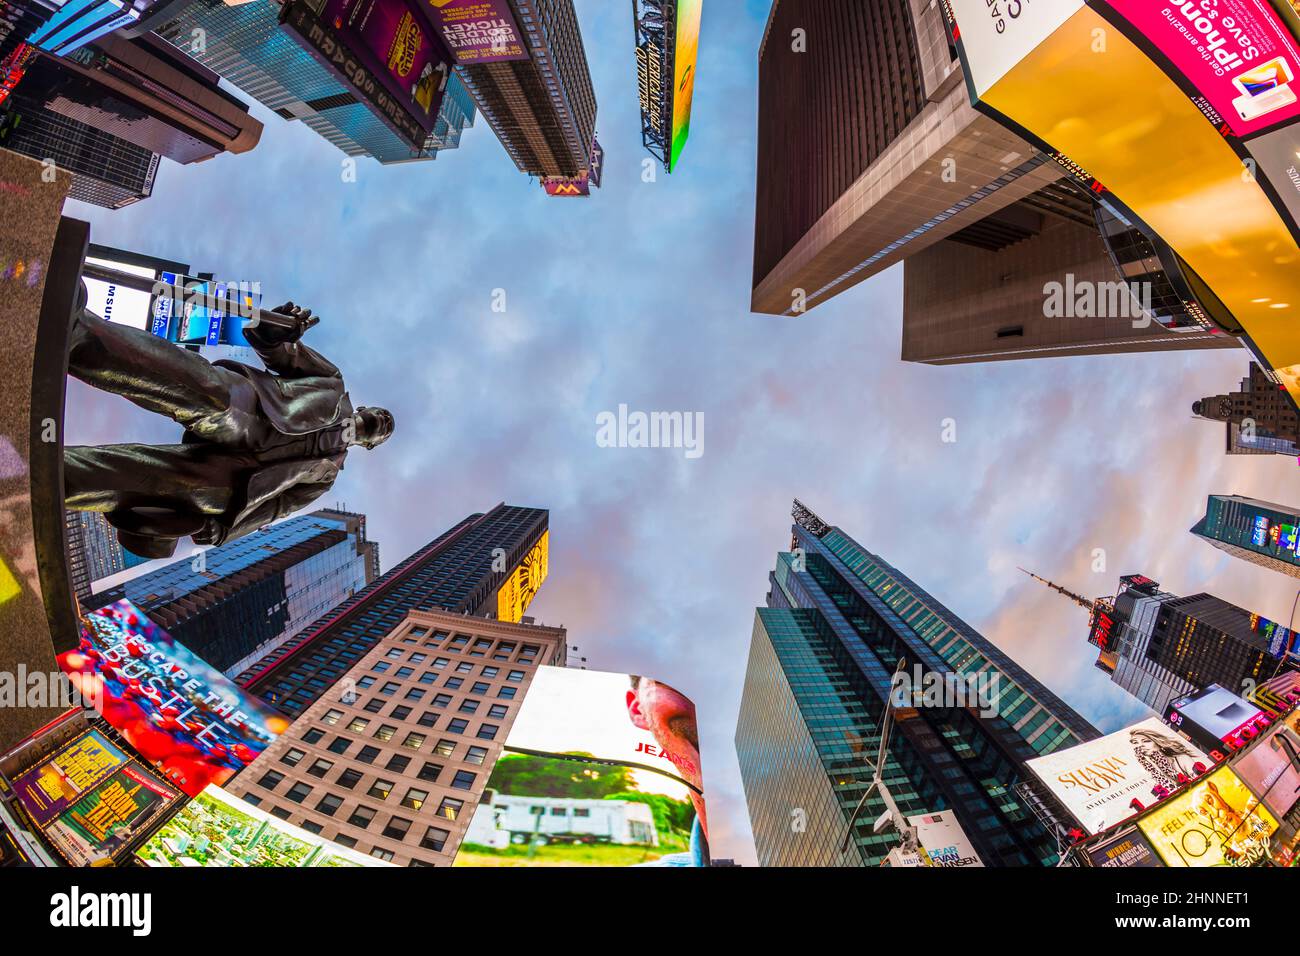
left=238, top=504, right=549, bottom=718
left=91, top=509, right=379, bottom=675
left=750, top=0, right=1237, bottom=363
left=64, top=509, right=149, bottom=603
left=735, top=501, right=1098, bottom=867
left=456, top=0, right=597, bottom=179
left=225, top=607, right=566, bottom=865
left=150, top=0, right=474, bottom=164
left=1191, top=495, right=1300, bottom=581
left=1, top=88, right=160, bottom=207
left=1194, top=363, right=1300, bottom=456
left=24, top=34, right=262, bottom=164
left=1074, top=574, right=1291, bottom=714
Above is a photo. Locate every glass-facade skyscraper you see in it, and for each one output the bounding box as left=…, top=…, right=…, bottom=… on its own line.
left=735, top=502, right=1098, bottom=867
left=237, top=504, right=549, bottom=718
left=153, top=0, right=475, bottom=164
left=1191, top=494, right=1300, bottom=580
left=92, top=509, right=379, bottom=675
left=1087, top=575, right=1290, bottom=715
left=65, top=510, right=149, bottom=602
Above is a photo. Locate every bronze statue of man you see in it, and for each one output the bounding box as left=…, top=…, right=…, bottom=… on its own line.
left=64, top=291, right=394, bottom=560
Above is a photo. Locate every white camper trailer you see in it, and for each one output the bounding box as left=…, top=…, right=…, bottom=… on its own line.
left=464, top=794, right=659, bottom=848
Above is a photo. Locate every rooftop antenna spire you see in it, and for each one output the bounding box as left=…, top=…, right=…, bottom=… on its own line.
left=1018, top=568, right=1095, bottom=612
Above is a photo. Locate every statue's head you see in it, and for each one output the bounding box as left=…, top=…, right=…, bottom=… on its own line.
left=355, top=407, right=395, bottom=449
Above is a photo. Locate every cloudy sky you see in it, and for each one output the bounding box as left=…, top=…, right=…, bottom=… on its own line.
left=64, top=0, right=1300, bottom=865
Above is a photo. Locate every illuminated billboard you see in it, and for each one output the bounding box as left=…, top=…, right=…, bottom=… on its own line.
left=60, top=600, right=289, bottom=797
left=1165, top=684, right=1272, bottom=754
left=946, top=0, right=1300, bottom=410
left=317, top=0, right=452, bottom=140
left=1103, top=0, right=1300, bottom=137
left=138, top=784, right=392, bottom=867
left=1233, top=715, right=1300, bottom=818
left=669, top=0, right=703, bottom=171
left=634, top=0, right=703, bottom=172
left=12, top=729, right=180, bottom=866
left=426, top=0, right=528, bottom=64
left=1254, top=514, right=1272, bottom=547
left=910, top=810, right=983, bottom=867
left=1137, top=766, right=1278, bottom=866
left=280, top=0, right=439, bottom=152
left=12, top=729, right=130, bottom=829
left=1025, top=718, right=1210, bottom=834
left=496, top=530, right=548, bottom=623
left=455, top=666, right=708, bottom=866
left=1084, top=827, right=1163, bottom=867
left=83, top=256, right=156, bottom=331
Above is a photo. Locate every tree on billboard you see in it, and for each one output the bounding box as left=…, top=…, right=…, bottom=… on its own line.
left=487, top=753, right=636, bottom=798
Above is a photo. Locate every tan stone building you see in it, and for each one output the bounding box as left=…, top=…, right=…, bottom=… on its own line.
left=226, top=608, right=566, bottom=866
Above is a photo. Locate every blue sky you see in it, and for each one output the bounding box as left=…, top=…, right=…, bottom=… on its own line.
left=65, top=0, right=1300, bottom=865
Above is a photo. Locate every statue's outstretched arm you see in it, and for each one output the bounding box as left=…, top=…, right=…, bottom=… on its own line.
left=244, top=301, right=341, bottom=380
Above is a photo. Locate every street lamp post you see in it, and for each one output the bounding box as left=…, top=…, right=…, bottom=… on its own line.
left=840, top=658, right=919, bottom=862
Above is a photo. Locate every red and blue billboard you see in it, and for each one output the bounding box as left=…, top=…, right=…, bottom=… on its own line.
left=59, top=600, right=289, bottom=797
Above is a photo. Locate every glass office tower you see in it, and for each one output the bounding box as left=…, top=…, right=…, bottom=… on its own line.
left=92, top=509, right=378, bottom=675
left=238, top=504, right=549, bottom=718
left=736, top=501, right=1098, bottom=867
left=152, top=0, right=475, bottom=164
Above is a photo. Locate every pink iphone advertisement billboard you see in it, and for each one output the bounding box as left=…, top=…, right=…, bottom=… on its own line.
left=1102, top=0, right=1300, bottom=136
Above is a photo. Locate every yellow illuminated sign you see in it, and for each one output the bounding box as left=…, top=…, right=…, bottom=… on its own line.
left=963, top=5, right=1300, bottom=405
left=496, top=531, right=548, bottom=623
left=1137, top=767, right=1278, bottom=866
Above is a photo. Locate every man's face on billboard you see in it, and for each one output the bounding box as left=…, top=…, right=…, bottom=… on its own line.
left=627, top=677, right=703, bottom=795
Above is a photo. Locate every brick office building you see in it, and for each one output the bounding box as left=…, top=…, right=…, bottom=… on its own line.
left=226, top=608, right=566, bottom=865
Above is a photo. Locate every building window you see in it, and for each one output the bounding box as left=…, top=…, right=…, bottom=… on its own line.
left=368, top=779, right=395, bottom=800
left=450, top=770, right=476, bottom=790
left=257, top=770, right=284, bottom=791
left=385, top=754, right=411, bottom=773
left=383, top=816, right=412, bottom=840
left=374, top=725, right=397, bottom=742
left=465, top=746, right=489, bottom=766
left=436, top=797, right=464, bottom=820
left=322, top=709, right=344, bottom=725
left=488, top=705, right=508, bottom=719
left=285, top=782, right=313, bottom=804
left=302, top=728, right=325, bottom=745
left=347, top=806, right=376, bottom=828
left=370, top=847, right=395, bottom=862
left=363, top=698, right=386, bottom=713
left=497, top=687, right=517, bottom=700
left=402, top=732, right=426, bottom=749
left=418, top=762, right=443, bottom=783
left=391, top=706, right=413, bottom=721
left=281, top=748, right=306, bottom=767
left=418, top=712, right=438, bottom=727
left=476, top=724, right=499, bottom=741
left=327, top=736, right=352, bottom=755
left=357, top=745, right=381, bottom=764
left=434, top=739, right=456, bottom=757
left=337, top=768, right=363, bottom=789
left=402, top=788, right=428, bottom=810
left=307, top=759, right=334, bottom=778
left=420, top=827, right=450, bottom=852
left=316, top=793, right=344, bottom=816
left=347, top=717, right=370, bottom=733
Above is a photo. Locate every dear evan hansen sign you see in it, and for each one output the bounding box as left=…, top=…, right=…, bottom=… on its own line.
left=426, top=0, right=528, bottom=64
